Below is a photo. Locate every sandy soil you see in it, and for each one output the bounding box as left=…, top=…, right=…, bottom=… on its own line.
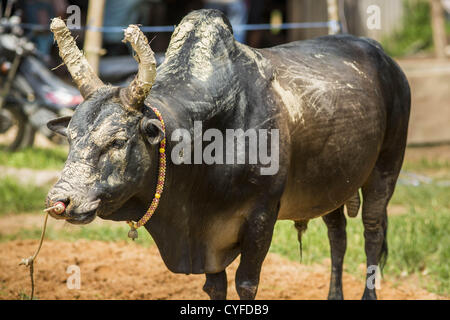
left=0, top=239, right=445, bottom=300
left=404, top=144, right=450, bottom=162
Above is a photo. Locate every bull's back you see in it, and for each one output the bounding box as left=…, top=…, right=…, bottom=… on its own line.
left=260, top=35, right=394, bottom=220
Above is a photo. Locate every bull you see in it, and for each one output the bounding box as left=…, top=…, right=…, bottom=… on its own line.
left=46, top=10, right=410, bottom=300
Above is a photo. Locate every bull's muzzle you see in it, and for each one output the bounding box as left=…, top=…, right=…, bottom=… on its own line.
left=46, top=194, right=101, bottom=225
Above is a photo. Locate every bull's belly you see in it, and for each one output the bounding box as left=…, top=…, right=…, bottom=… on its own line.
left=277, top=142, right=380, bottom=221
left=277, top=114, right=383, bottom=221
left=273, top=87, right=384, bottom=220
left=278, top=173, right=360, bottom=221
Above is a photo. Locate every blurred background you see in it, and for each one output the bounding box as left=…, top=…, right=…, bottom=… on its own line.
left=0, top=0, right=448, bottom=300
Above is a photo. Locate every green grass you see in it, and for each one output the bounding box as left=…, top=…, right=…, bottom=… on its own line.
left=381, top=0, right=450, bottom=57
left=270, top=182, right=450, bottom=296
left=402, top=156, right=450, bottom=173
left=0, top=177, right=48, bottom=215
left=0, top=146, right=67, bottom=170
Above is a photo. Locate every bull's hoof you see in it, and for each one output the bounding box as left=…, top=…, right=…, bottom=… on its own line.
left=362, top=289, right=377, bottom=300
left=236, top=282, right=258, bottom=300
left=203, top=284, right=226, bottom=300
left=327, top=292, right=344, bottom=300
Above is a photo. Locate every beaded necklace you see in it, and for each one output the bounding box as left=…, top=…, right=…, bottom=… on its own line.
left=127, top=106, right=166, bottom=240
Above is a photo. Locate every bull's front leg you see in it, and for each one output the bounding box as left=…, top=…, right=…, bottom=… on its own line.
left=203, top=271, right=227, bottom=300
left=235, top=202, right=278, bottom=300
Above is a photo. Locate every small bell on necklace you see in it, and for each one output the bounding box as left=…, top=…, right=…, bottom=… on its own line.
left=127, top=222, right=138, bottom=241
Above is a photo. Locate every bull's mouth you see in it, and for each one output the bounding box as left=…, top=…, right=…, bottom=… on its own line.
left=66, top=199, right=101, bottom=225
left=66, top=209, right=97, bottom=225
left=46, top=198, right=101, bottom=225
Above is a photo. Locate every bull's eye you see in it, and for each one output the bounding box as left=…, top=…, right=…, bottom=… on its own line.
left=111, top=139, right=127, bottom=149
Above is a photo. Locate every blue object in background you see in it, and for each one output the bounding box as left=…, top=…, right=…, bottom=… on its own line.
left=22, top=0, right=55, bottom=56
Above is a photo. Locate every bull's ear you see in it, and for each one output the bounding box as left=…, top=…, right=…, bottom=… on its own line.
left=47, top=116, right=71, bottom=137
left=140, top=118, right=164, bottom=145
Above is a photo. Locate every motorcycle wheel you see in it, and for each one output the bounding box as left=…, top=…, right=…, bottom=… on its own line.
left=0, top=104, right=35, bottom=151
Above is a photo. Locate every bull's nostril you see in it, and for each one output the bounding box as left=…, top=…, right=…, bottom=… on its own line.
left=44, top=201, right=67, bottom=214
left=46, top=198, right=70, bottom=214
left=55, top=198, right=70, bottom=208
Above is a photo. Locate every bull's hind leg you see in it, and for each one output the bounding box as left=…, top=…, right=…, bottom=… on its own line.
left=322, top=206, right=347, bottom=300
left=361, top=150, right=405, bottom=300
left=235, top=202, right=278, bottom=300
left=360, top=52, right=410, bottom=300
left=203, top=271, right=227, bottom=300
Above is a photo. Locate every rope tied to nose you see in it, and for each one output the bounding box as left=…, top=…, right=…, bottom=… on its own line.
left=19, top=202, right=66, bottom=300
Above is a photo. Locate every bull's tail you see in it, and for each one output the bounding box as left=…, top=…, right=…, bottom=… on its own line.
left=379, top=214, right=388, bottom=275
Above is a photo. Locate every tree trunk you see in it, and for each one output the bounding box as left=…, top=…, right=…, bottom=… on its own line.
left=430, top=0, right=448, bottom=59
left=287, top=0, right=329, bottom=41
left=83, top=0, right=106, bottom=74
left=327, top=0, right=340, bottom=34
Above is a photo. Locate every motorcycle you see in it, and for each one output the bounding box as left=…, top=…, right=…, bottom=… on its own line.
left=0, top=7, right=83, bottom=150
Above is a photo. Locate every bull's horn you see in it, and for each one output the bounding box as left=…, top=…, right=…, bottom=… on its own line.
left=50, top=18, right=104, bottom=98
left=120, top=25, right=156, bottom=109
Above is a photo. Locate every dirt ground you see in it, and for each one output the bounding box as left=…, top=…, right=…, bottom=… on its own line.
left=0, top=239, right=445, bottom=300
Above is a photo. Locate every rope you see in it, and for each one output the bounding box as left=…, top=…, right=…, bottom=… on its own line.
left=18, top=212, right=49, bottom=300
left=9, top=21, right=341, bottom=33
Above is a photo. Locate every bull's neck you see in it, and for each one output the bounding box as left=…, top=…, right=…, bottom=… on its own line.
left=140, top=91, right=235, bottom=220
left=139, top=42, right=274, bottom=218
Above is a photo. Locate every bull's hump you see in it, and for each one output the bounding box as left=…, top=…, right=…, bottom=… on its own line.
left=160, top=10, right=235, bottom=82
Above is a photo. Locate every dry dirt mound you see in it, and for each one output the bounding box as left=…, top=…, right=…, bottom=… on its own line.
left=0, top=240, right=445, bottom=300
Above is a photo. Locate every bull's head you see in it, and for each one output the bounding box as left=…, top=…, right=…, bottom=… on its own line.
left=45, top=19, right=163, bottom=224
